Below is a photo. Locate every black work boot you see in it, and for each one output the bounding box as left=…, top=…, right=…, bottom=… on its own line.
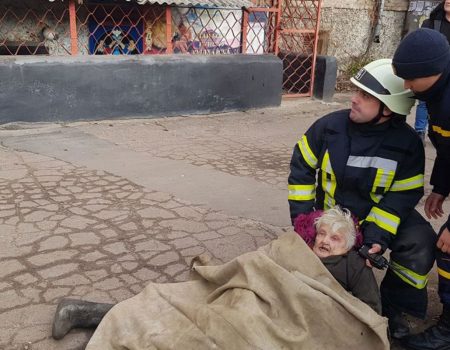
left=383, top=302, right=410, bottom=339
left=402, top=306, right=450, bottom=350
left=52, top=298, right=114, bottom=340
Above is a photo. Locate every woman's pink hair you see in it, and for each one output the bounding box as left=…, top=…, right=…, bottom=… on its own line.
left=293, top=209, right=363, bottom=249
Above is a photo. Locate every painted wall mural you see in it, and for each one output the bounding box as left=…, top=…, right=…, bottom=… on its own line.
left=89, top=23, right=143, bottom=55
left=87, top=5, right=267, bottom=55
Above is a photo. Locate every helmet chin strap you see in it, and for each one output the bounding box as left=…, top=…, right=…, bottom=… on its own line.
left=367, top=102, right=389, bottom=125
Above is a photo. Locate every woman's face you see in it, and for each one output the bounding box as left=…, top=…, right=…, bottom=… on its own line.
left=312, top=224, right=349, bottom=258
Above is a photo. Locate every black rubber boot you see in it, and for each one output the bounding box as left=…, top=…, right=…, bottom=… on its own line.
left=382, top=301, right=410, bottom=340
left=52, top=298, right=114, bottom=340
left=402, top=306, right=450, bottom=350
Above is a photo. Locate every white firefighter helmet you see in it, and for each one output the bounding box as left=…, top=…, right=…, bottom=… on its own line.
left=350, top=58, right=414, bottom=116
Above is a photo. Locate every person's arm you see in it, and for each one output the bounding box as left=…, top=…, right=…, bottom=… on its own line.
left=430, top=155, right=450, bottom=198
left=347, top=252, right=381, bottom=314
left=430, top=149, right=450, bottom=229
left=362, top=136, right=425, bottom=252
left=288, top=118, right=326, bottom=222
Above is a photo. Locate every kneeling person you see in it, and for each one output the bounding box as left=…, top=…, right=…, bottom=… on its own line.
left=288, top=58, right=437, bottom=339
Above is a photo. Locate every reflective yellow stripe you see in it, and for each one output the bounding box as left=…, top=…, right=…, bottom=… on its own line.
left=432, top=125, right=450, bottom=137
left=371, top=169, right=384, bottom=193
left=390, top=174, right=424, bottom=191
left=321, top=151, right=336, bottom=210
left=288, top=184, right=315, bottom=201
left=371, top=168, right=395, bottom=193
left=370, top=168, right=393, bottom=203
left=370, top=193, right=383, bottom=203
left=298, top=135, right=318, bottom=169
left=438, top=267, right=450, bottom=280
left=391, top=261, right=428, bottom=289
left=365, top=207, right=400, bottom=235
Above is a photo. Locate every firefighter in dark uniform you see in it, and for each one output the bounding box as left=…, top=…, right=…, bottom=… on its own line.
left=392, top=28, right=450, bottom=350
left=288, top=59, right=437, bottom=340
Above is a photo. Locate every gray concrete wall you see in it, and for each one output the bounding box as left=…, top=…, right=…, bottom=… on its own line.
left=313, top=55, right=337, bottom=102
left=0, top=54, right=282, bottom=123
left=320, top=0, right=409, bottom=79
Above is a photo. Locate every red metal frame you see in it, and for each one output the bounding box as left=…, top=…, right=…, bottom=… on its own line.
left=69, top=0, right=78, bottom=55
left=273, top=0, right=282, bottom=55
left=165, top=6, right=173, bottom=54
left=241, top=9, right=249, bottom=53
left=309, top=0, right=322, bottom=97
left=279, top=0, right=322, bottom=97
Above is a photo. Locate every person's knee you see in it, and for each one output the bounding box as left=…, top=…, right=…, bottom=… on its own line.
left=391, top=224, right=437, bottom=274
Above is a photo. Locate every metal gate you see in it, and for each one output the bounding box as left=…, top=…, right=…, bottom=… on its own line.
left=242, top=0, right=322, bottom=97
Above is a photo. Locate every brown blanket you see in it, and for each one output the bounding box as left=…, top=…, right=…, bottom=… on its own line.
left=86, top=232, right=389, bottom=350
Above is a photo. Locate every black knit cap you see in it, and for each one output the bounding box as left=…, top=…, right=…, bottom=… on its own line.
left=392, top=28, right=450, bottom=79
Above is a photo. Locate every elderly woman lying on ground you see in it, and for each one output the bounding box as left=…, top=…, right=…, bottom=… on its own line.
left=294, top=206, right=381, bottom=313
left=52, top=206, right=386, bottom=349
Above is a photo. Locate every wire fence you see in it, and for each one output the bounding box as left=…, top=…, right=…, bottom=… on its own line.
left=0, top=0, right=322, bottom=96
left=0, top=0, right=71, bottom=55
left=277, top=0, right=321, bottom=96
left=0, top=0, right=273, bottom=56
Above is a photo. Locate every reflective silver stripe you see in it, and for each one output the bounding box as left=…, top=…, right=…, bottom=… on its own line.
left=289, top=189, right=312, bottom=196
left=370, top=193, right=383, bottom=203
left=288, top=184, right=315, bottom=200
left=378, top=170, right=393, bottom=188
left=390, top=174, right=424, bottom=191
left=366, top=207, right=400, bottom=234
left=368, top=211, right=398, bottom=228
left=325, top=196, right=334, bottom=209
left=322, top=158, right=333, bottom=174
left=347, top=156, right=397, bottom=172
left=321, top=151, right=336, bottom=210
left=391, top=261, right=428, bottom=289
left=289, top=189, right=314, bottom=196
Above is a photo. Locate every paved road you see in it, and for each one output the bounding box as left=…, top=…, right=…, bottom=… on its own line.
left=0, top=94, right=447, bottom=349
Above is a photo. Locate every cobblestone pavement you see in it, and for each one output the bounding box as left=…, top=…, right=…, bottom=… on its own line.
left=0, top=95, right=448, bottom=350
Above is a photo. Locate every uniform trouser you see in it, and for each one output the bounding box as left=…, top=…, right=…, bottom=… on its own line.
left=437, top=225, right=450, bottom=307
left=380, top=210, right=437, bottom=319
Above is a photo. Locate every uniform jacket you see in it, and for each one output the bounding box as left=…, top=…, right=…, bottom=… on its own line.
left=322, top=250, right=381, bottom=314
left=422, top=1, right=450, bottom=42
left=288, top=110, right=425, bottom=251
left=415, top=1, right=450, bottom=230
left=418, top=63, right=450, bottom=230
